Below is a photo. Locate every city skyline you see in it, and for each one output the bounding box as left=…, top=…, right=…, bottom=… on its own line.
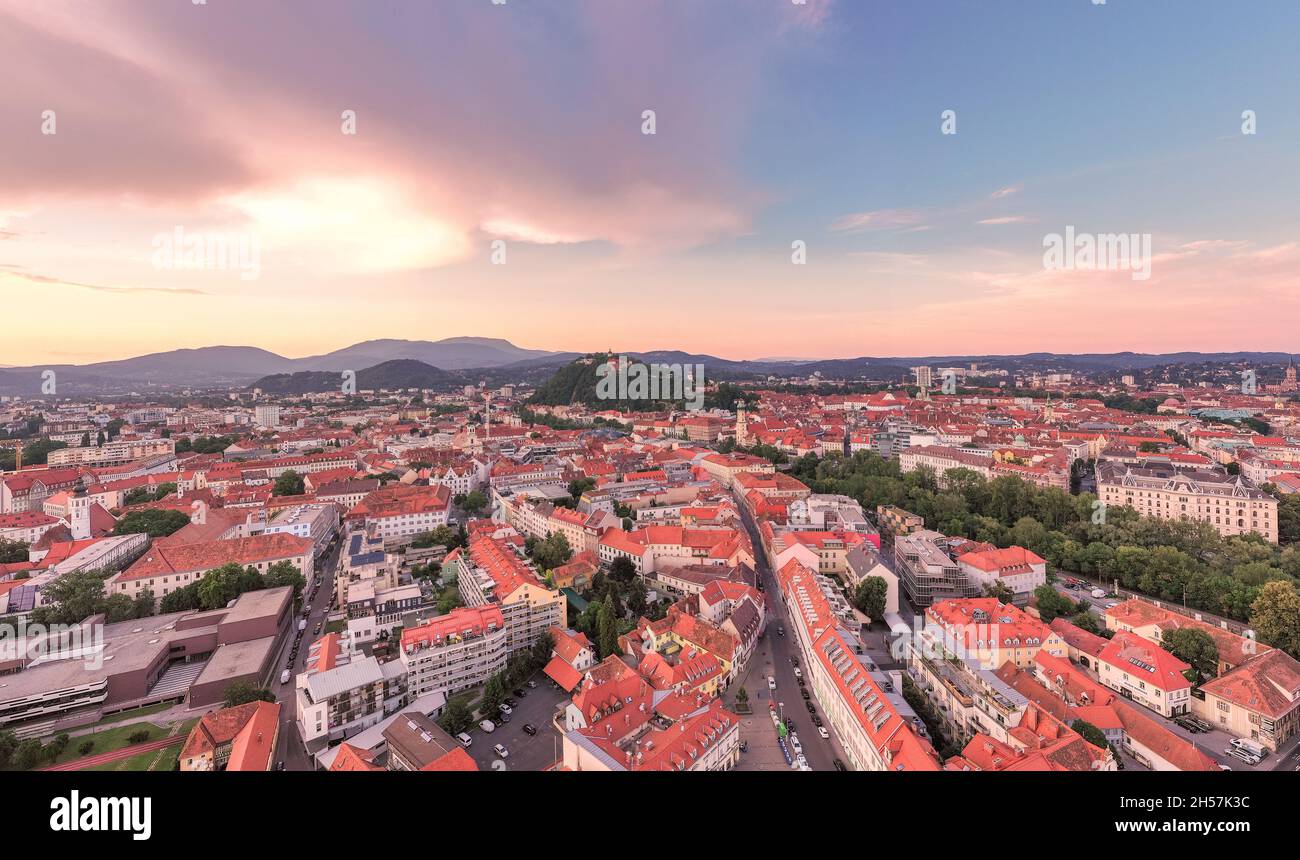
left=3, top=0, right=1300, bottom=365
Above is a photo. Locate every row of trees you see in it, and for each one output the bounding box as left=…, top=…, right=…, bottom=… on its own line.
left=411, top=524, right=466, bottom=551
left=787, top=451, right=1300, bottom=657
left=112, top=508, right=191, bottom=538
left=30, top=568, right=155, bottom=626
left=158, top=560, right=306, bottom=614
left=0, top=730, right=90, bottom=771
left=31, top=559, right=309, bottom=625
left=174, top=435, right=236, bottom=454
left=121, top=483, right=177, bottom=506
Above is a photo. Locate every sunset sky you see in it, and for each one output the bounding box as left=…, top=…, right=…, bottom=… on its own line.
left=2, top=0, right=1299, bottom=366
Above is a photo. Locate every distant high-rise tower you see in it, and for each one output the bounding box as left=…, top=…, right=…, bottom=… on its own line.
left=69, top=474, right=92, bottom=540
left=912, top=366, right=933, bottom=402
left=254, top=403, right=280, bottom=428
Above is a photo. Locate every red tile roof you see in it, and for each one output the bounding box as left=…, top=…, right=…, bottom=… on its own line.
left=120, top=533, right=311, bottom=581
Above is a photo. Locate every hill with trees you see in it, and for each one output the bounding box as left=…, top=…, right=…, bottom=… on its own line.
left=251, top=359, right=459, bottom=394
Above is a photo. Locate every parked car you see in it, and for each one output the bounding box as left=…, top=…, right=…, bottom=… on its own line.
left=503, top=697, right=517, bottom=708
left=797, top=677, right=805, bottom=687
left=793, top=667, right=802, bottom=679
left=493, top=743, right=510, bottom=759
left=457, top=732, right=473, bottom=747
left=479, top=720, right=496, bottom=733
left=280, top=669, right=291, bottom=685
left=777, top=626, right=785, bottom=637
left=498, top=703, right=513, bottom=716
left=767, top=676, right=777, bottom=690
left=811, top=714, right=823, bottom=728
left=527, top=679, right=538, bottom=688
left=522, top=723, right=538, bottom=736
left=832, top=758, right=847, bottom=771
left=818, top=726, right=830, bottom=740
left=512, top=688, right=527, bottom=698
left=800, top=689, right=810, bottom=700
left=1224, top=746, right=1260, bottom=765
left=805, top=701, right=816, bottom=714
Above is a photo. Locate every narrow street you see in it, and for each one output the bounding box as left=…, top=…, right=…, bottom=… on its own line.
left=729, top=503, right=849, bottom=771
left=275, top=537, right=344, bottom=771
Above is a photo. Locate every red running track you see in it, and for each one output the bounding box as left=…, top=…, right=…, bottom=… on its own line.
left=39, top=735, right=183, bottom=772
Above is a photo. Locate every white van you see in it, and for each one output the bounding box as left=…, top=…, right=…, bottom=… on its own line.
left=456, top=732, right=473, bottom=748
left=479, top=719, right=496, bottom=733
left=1230, top=738, right=1267, bottom=758
left=280, top=669, right=291, bottom=685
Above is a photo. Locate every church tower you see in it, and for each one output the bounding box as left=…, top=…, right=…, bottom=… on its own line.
left=69, top=475, right=92, bottom=540
left=735, top=400, right=750, bottom=447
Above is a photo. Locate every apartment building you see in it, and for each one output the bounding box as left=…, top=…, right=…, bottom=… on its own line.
left=453, top=533, right=566, bottom=653
left=898, top=445, right=993, bottom=483
left=314, top=478, right=379, bottom=511
left=1095, top=631, right=1192, bottom=717
left=955, top=545, right=1047, bottom=604
left=346, top=483, right=451, bottom=548
left=296, top=646, right=409, bottom=748
left=923, top=598, right=1067, bottom=671
left=499, top=494, right=618, bottom=553
left=1096, top=461, right=1278, bottom=542
left=786, top=493, right=875, bottom=534
left=907, top=632, right=1031, bottom=748
left=399, top=605, right=508, bottom=698
left=0, top=511, right=63, bottom=545
left=260, top=503, right=339, bottom=559
left=0, top=468, right=81, bottom=514
left=776, top=559, right=939, bottom=772
left=46, top=438, right=175, bottom=468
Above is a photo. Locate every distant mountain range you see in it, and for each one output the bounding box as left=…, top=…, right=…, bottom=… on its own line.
left=0, top=338, right=576, bottom=396
left=0, top=340, right=1293, bottom=397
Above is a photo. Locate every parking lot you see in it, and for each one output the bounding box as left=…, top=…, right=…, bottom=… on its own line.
left=463, top=676, right=570, bottom=772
